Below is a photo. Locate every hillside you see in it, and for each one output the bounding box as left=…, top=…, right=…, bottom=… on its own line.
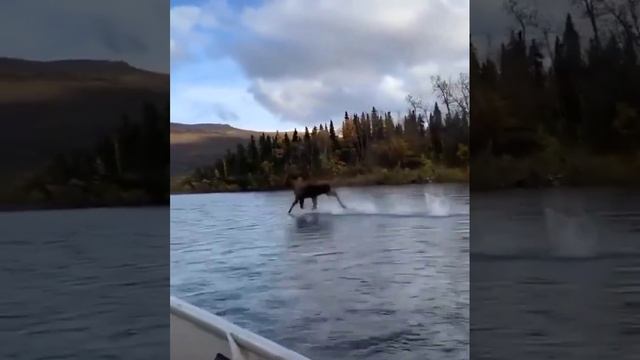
left=170, top=122, right=286, bottom=176
left=0, top=57, right=169, bottom=184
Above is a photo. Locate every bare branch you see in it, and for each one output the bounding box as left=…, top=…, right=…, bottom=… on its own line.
left=431, top=75, right=453, bottom=118
left=601, top=0, right=640, bottom=46
left=571, top=0, right=605, bottom=47
left=502, top=0, right=539, bottom=39
left=405, top=94, right=424, bottom=114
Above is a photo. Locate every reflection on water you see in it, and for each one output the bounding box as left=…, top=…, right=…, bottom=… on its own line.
left=171, top=184, right=469, bottom=360
left=0, top=208, right=168, bottom=359
left=472, top=188, right=640, bottom=360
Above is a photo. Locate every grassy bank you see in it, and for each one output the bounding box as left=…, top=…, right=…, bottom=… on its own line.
left=0, top=179, right=168, bottom=211
left=471, top=147, right=640, bottom=191
left=171, top=164, right=468, bottom=195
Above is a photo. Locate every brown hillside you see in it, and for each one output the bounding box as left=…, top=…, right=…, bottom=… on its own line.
left=0, top=58, right=169, bottom=183
left=170, top=123, right=292, bottom=176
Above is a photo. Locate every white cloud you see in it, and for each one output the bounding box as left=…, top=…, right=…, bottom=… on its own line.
left=170, top=82, right=300, bottom=131
left=236, top=0, right=468, bottom=79
left=173, top=0, right=469, bottom=126
left=250, top=78, right=329, bottom=120
left=235, top=0, right=469, bottom=123
left=171, top=6, right=216, bottom=33
left=379, top=75, right=408, bottom=104
left=170, top=1, right=234, bottom=63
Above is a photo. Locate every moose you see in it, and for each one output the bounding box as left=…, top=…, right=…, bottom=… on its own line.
left=287, top=177, right=347, bottom=214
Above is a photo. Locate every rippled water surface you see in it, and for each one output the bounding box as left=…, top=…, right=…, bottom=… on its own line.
left=171, top=184, right=469, bottom=360
left=0, top=208, right=168, bottom=359
left=472, top=188, right=640, bottom=360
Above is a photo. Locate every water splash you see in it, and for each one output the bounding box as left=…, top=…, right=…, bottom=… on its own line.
left=305, top=187, right=456, bottom=217
left=544, top=207, right=599, bottom=258
left=423, top=192, right=452, bottom=217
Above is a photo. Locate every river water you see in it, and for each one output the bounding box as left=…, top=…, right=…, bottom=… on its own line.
left=0, top=208, right=168, bottom=359
left=472, top=188, right=640, bottom=360
left=171, top=184, right=470, bottom=360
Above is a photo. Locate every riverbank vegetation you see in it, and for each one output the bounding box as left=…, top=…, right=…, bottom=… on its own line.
left=471, top=0, right=640, bottom=190
left=1, top=103, right=169, bottom=209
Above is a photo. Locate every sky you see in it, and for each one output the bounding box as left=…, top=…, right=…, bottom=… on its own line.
left=0, top=0, right=169, bottom=73
left=471, top=0, right=594, bottom=60
left=0, top=0, right=600, bottom=131
left=171, top=0, right=470, bottom=131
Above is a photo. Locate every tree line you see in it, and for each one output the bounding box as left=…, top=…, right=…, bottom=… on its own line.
left=186, top=78, right=469, bottom=191
left=22, top=102, right=169, bottom=206
left=470, top=1, right=640, bottom=156
left=471, top=0, right=640, bottom=187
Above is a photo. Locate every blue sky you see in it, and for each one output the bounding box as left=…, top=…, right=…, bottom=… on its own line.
left=170, top=0, right=298, bottom=131
left=171, top=0, right=469, bottom=131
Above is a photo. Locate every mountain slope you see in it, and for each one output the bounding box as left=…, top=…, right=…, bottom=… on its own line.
left=0, top=58, right=169, bottom=183
left=170, top=123, right=269, bottom=176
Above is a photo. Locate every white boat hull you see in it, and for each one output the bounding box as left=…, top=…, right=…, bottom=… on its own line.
left=170, top=296, right=311, bottom=360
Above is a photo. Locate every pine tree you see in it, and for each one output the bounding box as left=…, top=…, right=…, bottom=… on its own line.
left=283, top=132, right=291, bottom=155
left=235, top=143, right=248, bottom=174
left=329, top=120, right=338, bottom=147
left=384, top=112, right=395, bottom=139
left=248, top=135, right=259, bottom=168
left=430, top=103, right=443, bottom=157
left=528, top=39, right=544, bottom=86
left=562, top=14, right=582, bottom=70
left=304, top=127, right=311, bottom=143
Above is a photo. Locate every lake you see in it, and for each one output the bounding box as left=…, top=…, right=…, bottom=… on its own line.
left=0, top=208, right=169, bottom=359
left=472, top=188, right=640, bottom=360
left=171, top=184, right=470, bottom=360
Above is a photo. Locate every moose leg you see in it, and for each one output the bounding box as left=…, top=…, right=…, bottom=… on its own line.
left=288, top=198, right=298, bottom=214
left=312, top=196, right=318, bottom=210
left=299, top=198, right=305, bottom=209
left=329, top=190, right=347, bottom=209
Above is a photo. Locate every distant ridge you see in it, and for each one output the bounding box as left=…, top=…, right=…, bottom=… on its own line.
left=0, top=57, right=168, bottom=88
left=170, top=122, right=269, bottom=176
left=171, top=122, right=236, bottom=132
left=0, top=57, right=168, bottom=182
left=0, top=57, right=166, bottom=76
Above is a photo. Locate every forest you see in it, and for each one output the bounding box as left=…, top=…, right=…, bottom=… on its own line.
left=471, top=0, right=640, bottom=189
left=176, top=75, right=469, bottom=193
left=4, top=103, right=170, bottom=208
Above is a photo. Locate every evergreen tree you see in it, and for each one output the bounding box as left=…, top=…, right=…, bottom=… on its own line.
left=384, top=112, right=395, bottom=139
left=430, top=103, right=444, bottom=157
left=248, top=135, right=259, bottom=168
left=304, top=127, right=311, bottom=143
left=329, top=120, right=338, bottom=147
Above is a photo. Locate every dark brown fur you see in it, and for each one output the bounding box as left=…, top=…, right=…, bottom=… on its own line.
left=288, top=179, right=346, bottom=213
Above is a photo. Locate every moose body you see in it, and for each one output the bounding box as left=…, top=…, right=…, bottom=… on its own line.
left=288, top=180, right=346, bottom=213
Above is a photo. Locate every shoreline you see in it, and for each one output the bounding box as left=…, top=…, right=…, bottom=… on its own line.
left=470, top=183, right=640, bottom=193
left=0, top=200, right=168, bottom=213
left=170, top=178, right=469, bottom=196
left=171, top=165, right=469, bottom=195
left=3, top=182, right=636, bottom=210
left=170, top=181, right=639, bottom=196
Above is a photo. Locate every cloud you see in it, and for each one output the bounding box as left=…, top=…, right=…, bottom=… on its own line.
left=170, top=0, right=235, bottom=65
left=173, top=0, right=469, bottom=126
left=0, top=0, right=168, bottom=73
left=212, top=103, right=240, bottom=122
left=236, top=0, right=468, bottom=79
left=170, top=81, right=300, bottom=131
